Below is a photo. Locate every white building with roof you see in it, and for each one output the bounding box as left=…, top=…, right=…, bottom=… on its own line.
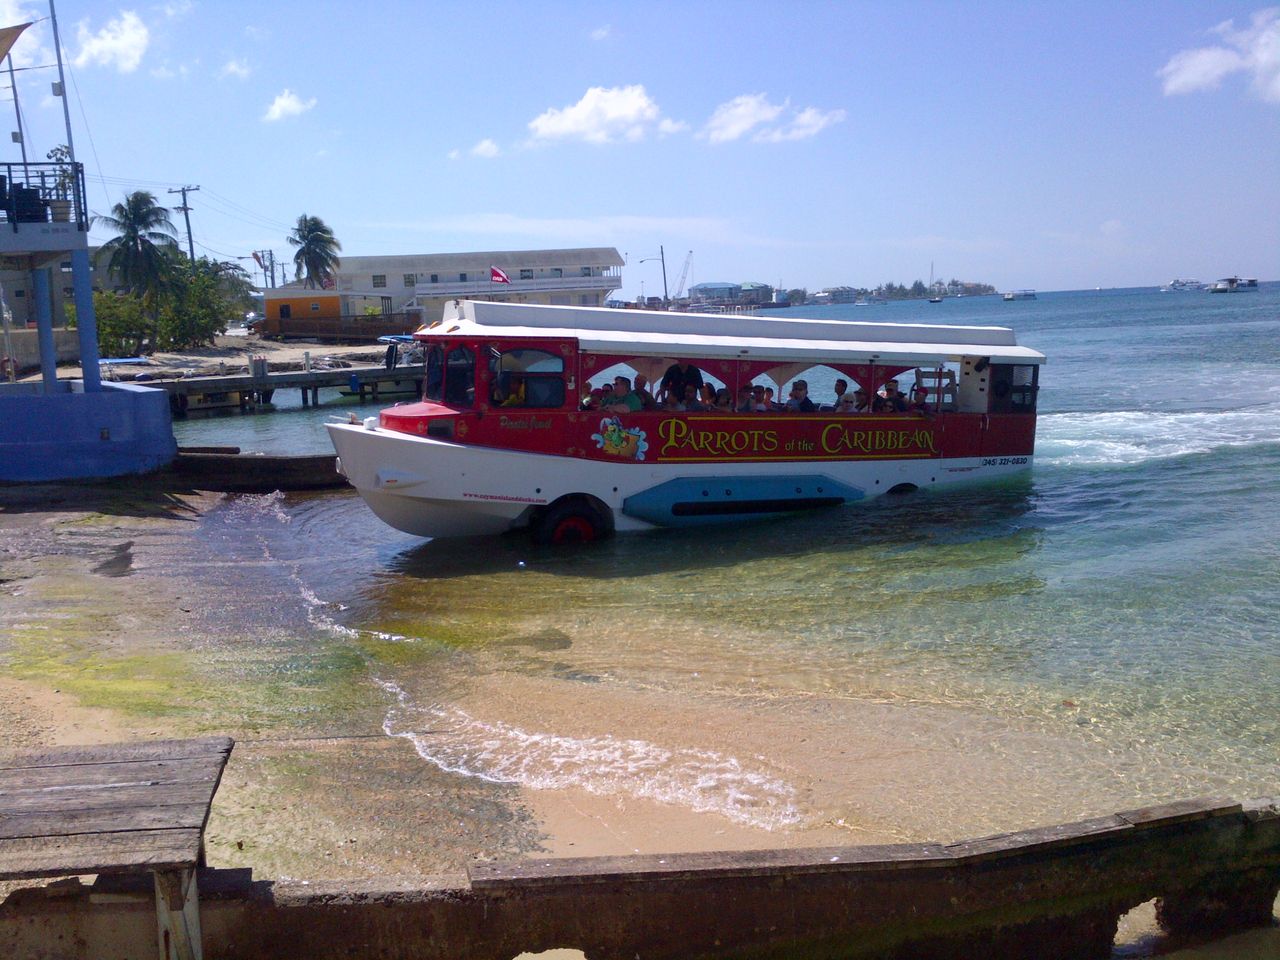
left=263, top=247, right=623, bottom=326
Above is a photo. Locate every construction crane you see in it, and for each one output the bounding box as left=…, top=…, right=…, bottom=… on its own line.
left=673, top=250, right=693, bottom=301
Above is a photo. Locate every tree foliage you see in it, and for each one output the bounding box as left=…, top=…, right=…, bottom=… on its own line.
left=72, top=256, right=254, bottom=355
left=287, top=214, right=342, bottom=289
left=93, top=191, right=180, bottom=306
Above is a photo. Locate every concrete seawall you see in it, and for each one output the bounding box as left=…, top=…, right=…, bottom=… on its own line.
left=2, top=796, right=1277, bottom=959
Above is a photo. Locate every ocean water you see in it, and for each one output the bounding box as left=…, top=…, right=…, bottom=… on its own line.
left=180, top=286, right=1280, bottom=841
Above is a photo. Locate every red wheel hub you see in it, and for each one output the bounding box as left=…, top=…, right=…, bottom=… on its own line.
left=552, top=515, right=596, bottom=544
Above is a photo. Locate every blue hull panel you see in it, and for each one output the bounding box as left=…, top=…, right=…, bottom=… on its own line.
left=623, top=474, right=865, bottom=527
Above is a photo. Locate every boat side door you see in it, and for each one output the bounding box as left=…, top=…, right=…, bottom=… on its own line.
left=981, top=363, right=1039, bottom=458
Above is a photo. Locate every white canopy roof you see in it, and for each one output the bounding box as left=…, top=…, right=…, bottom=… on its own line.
left=422, top=300, right=1046, bottom=367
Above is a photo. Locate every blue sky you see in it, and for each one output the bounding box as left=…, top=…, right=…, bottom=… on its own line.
left=4, top=1, right=1278, bottom=297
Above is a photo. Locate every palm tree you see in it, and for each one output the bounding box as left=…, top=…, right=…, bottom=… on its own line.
left=93, top=191, right=180, bottom=302
left=287, top=214, right=342, bottom=288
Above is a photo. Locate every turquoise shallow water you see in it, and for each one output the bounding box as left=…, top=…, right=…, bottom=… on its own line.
left=180, top=286, right=1280, bottom=836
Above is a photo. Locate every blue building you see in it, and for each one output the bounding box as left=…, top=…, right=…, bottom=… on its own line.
left=0, top=158, right=176, bottom=481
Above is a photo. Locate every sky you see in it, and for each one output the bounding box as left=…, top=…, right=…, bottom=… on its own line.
left=2, top=1, right=1278, bottom=298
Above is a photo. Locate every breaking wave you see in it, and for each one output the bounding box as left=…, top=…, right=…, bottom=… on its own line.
left=376, top=678, right=802, bottom=830
left=1037, top=406, right=1280, bottom=468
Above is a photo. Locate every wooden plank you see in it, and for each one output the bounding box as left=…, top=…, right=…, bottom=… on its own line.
left=0, top=803, right=211, bottom=840
left=0, top=828, right=202, bottom=880
left=944, top=815, right=1132, bottom=864
left=0, top=756, right=226, bottom=793
left=0, top=737, right=232, bottom=772
left=1116, top=797, right=1241, bottom=830
left=470, top=843, right=956, bottom=890
left=0, top=780, right=219, bottom=816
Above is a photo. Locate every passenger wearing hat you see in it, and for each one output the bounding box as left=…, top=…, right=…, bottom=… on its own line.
left=785, top=380, right=816, bottom=412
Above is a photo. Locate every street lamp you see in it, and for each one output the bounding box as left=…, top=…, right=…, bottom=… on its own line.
left=638, top=245, right=668, bottom=309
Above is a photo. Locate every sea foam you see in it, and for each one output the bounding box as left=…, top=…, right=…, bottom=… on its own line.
left=1037, top=406, right=1280, bottom=468
left=375, top=678, right=802, bottom=830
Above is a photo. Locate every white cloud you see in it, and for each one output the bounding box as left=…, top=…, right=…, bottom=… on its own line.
left=658, top=118, right=689, bottom=136
left=528, top=85, right=676, bottom=143
left=447, top=148, right=461, bottom=160
left=263, top=89, right=317, bottom=121
left=471, top=138, right=500, bottom=158
left=754, top=106, right=847, bottom=142
left=160, top=0, right=193, bottom=18
left=590, top=25, right=611, bottom=41
left=0, top=4, right=53, bottom=68
left=220, top=58, right=251, bottom=80
left=704, top=94, right=846, bottom=144
left=703, top=94, right=785, bottom=143
left=1159, top=8, right=1280, bottom=103
left=149, top=62, right=190, bottom=80
left=74, top=11, right=150, bottom=73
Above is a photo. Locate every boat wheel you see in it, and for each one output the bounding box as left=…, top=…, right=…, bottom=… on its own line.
left=532, top=498, right=609, bottom=545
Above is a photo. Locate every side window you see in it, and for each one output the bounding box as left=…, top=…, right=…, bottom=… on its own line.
left=989, top=364, right=1038, bottom=414
left=279, top=304, right=291, bottom=319
left=488, top=348, right=566, bottom=408
left=424, top=345, right=444, bottom=401
left=444, top=346, right=476, bottom=406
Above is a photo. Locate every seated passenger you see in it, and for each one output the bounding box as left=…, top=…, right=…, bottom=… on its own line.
left=713, top=388, right=734, bottom=412
left=881, top=379, right=908, bottom=412
left=909, top=385, right=930, bottom=412
left=680, top=383, right=707, bottom=411
left=603, top=375, right=642, bottom=413
left=582, top=388, right=604, bottom=411
left=785, top=380, right=816, bottom=412
left=634, top=373, right=659, bottom=411
left=699, top=382, right=716, bottom=408
left=751, top=384, right=770, bottom=412
left=831, top=379, right=849, bottom=411
left=850, top=388, right=871, bottom=412
left=499, top=375, right=526, bottom=407
left=763, top=386, right=779, bottom=410
left=835, top=391, right=857, bottom=413
left=735, top=385, right=755, bottom=412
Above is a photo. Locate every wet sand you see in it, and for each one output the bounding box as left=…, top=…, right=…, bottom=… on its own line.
left=0, top=483, right=1274, bottom=955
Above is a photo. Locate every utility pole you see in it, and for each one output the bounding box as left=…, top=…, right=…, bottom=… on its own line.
left=252, top=250, right=278, bottom=288
left=167, top=185, right=200, bottom=262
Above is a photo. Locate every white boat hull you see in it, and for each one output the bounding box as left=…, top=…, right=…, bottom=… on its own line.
left=328, top=422, right=1032, bottom=540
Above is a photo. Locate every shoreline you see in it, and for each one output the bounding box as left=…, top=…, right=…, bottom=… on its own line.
left=1, top=481, right=1275, bottom=954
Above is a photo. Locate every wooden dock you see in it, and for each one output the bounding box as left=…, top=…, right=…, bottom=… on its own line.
left=0, top=737, right=234, bottom=960
left=139, top=365, right=423, bottom=411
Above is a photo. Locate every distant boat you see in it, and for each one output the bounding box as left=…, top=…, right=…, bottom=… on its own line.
left=928, top=262, right=943, bottom=302
left=1003, top=289, right=1037, bottom=301
left=1208, top=277, right=1258, bottom=293
left=1160, top=278, right=1202, bottom=292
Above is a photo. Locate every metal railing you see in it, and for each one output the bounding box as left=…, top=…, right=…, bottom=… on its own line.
left=409, top=274, right=623, bottom=299
left=0, top=161, right=88, bottom=231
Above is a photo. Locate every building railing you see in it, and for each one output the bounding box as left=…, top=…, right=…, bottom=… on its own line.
left=0, top=161, right=88, bottom=231
left=409, top=273, right=623, bottom=299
